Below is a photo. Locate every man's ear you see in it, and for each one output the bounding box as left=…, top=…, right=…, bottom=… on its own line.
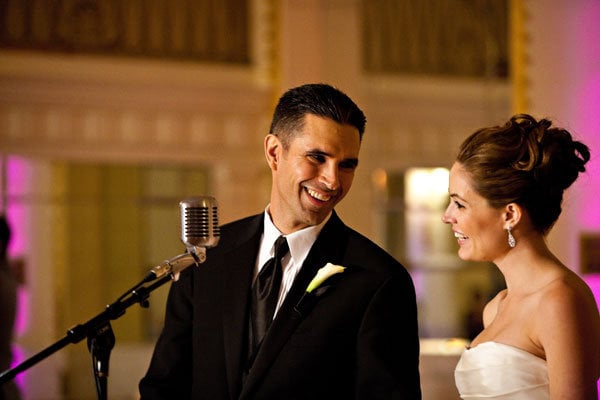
left=504, top=203, right=522, bottom=228
left=264, top=134, right=281, bottom=170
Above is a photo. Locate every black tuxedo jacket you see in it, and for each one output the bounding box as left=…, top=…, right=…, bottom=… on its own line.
left=139, top=211, right=421, bottom=399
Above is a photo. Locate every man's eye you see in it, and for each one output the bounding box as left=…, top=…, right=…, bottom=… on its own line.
left=339, top=161, right=358, bottom=170
left=309, top=153, right=325, bottom=163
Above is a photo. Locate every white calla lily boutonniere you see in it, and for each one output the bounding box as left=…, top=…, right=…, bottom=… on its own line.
left=294, top=262, right=346, bottom=318
left=306, top=263, right=346, bottom=293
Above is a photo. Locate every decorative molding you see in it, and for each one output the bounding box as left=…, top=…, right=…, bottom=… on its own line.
left=0, top=0, right=250, bottom=64
left=0, top=51, right=272, bottom=164
left=363, top=0, right=509, bottom=78
left=361, top=74, right=511, bottom=170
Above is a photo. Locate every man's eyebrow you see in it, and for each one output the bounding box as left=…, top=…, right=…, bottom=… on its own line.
left=306, top=149, right=328, bottom=156
left=305, top=148, right=359, bottom=167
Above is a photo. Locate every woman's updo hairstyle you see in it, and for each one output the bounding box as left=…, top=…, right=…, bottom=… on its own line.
left=456, top=114, right=590, bottom=234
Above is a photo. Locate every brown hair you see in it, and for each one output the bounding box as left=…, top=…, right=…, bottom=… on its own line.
left=457, top=114, right=590, bottom=234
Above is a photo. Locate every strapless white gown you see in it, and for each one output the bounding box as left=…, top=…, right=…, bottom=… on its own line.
left=455, top=341, right=549, bottom=399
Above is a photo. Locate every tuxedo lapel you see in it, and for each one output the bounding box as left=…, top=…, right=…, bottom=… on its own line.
left=240, top=213, right=348, bottom=398
left=221, top=215, right=263, bottom=399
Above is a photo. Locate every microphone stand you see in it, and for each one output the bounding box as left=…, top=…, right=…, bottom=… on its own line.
left=88, top=321, right=115, bottom=400
left=0, top=273, right=173, bottom=400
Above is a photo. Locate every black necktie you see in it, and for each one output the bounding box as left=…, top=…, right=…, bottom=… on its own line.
left=250, top=235, right=289, bottom=351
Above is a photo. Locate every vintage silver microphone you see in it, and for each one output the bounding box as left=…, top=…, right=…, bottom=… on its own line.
left=180, top=196, right=220, bottom=259
left=146, top=196, right=220, bottom=281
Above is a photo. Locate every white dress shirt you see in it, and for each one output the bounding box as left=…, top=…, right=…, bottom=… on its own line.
left=256, top=206, right=331, bottom=317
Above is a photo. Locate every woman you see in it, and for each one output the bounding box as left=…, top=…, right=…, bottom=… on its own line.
left=442, top=114, right=600, bottom=399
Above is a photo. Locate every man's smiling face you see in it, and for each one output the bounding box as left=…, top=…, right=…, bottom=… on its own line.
left=266, top=113, right=361, bottom=234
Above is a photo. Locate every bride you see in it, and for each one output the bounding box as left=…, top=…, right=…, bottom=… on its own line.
left=442, top=114, right=600, bottom=399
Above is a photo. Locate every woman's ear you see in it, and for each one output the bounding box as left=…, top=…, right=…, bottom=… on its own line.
left=264, top=134, right=280, bottom=170
left=504, top=203, right=522, bottom=229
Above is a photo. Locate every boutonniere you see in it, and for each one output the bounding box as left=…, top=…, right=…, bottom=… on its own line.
left=294, top=263, right=346, bottom=317
left=306, top=263, right=346, bottom=293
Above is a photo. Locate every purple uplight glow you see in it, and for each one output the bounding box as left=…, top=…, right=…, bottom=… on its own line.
left=5, top=157, right=30, bottom=336
left=573, top=2, right=600, bottom=231
left=585, top=275, right=600, bottom=315
left=571, top=4, right=600, bottom=396
left=582, top=274, right=600, bottom=397
left=4, top=156, right=32, bottom=393
left=575, top=72, right=600, bottom=230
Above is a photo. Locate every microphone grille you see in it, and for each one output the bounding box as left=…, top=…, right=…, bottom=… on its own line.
left=180, top=196, right=220, bottom=248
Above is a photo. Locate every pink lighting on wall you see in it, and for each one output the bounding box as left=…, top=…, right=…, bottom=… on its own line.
left=573, top=2, right=600, bottom=231
left=5, top=157, right=30, bottom=337
left=574, top=72, right=600, bottom=230
left=3, top=156, right=31, bottom=393
left=573, top=4, right=600, bottom=396
left=590, top=275, right=600, bottom=398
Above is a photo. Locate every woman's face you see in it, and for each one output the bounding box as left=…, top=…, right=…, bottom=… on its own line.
left=442, top=162, right=507, bottom=262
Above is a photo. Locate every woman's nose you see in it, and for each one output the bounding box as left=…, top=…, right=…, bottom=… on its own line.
left=441, top=206, right=454, bottom=224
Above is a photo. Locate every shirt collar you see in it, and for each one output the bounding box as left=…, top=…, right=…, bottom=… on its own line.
left=261, top=206, right=331, bottom=263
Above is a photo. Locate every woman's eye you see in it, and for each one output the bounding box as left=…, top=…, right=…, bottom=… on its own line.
left=454, top=201, right=465, bottom=209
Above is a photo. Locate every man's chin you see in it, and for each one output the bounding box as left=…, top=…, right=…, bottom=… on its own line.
left=306, top=207, right=334, bottom=225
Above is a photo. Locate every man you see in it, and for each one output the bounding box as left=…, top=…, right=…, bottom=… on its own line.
left=139, top=83, right=421, bottom=399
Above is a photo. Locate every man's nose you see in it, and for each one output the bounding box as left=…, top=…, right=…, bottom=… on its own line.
left=320, top=164, right=340, bottom=190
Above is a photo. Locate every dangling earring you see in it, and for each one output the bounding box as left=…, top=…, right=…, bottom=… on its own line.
left=507, top=227, right=516, bottom=248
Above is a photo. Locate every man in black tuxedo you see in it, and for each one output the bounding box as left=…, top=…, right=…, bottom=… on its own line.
left=139, top=83, right=421, bottom=399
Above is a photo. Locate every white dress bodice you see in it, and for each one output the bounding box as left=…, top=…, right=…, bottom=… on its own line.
left=455, top=341, right=549, bottom=399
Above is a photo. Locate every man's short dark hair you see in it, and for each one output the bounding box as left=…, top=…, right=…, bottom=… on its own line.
left=269, top=83, right=366, bottom=148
